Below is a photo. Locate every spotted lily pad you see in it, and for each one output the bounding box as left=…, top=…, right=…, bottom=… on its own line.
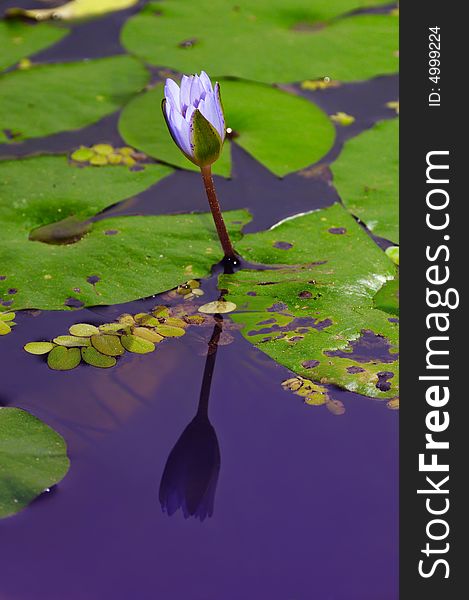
left=47, top=346, right=81, bottom=370
left=0, top=177, right=250, bottom=310
left=121, top=0, right=398, bottom=84
left=119, top=80, right=335, bottom=177
left=219, top=203, right=399, bottom=399
left=332, top=118, right=399, bottom=243
left=0, top=20, right=67, bottom=72
left=0, top=407, right=70, bottom=519
left=0, top=56, right=149, bottom=143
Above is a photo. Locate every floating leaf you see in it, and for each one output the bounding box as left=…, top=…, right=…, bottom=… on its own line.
left=373, top=278, right=399, bottom=316
left=219, top=204, right=399, bottom=399
left=332, top=118, right=398, bottom=243
left=24, top=341, right=56, bottom=355
left=120, top=334, right=155, bottom=353
left=0, top=56, right=149, bottom=143
left=198, top=301, right=237, bottom=315
left=0, top=321, right=12, bottom=335
left=119, top=80, right=335, bottom=177
left=0, top=181, right=250, bottom=309
left=387, top=397, right=399, bottom=410
left=7, top=0, right=139, bottom=22
left=53, top=335, right=90, bottom=347
left=81, top=346, right=117, bottom=368
left=90, top=334, right=125, bottom=356
left=132, top=327, right=164, bottom=343
left=47, top=346, right=81, bottom=370
left=0, top=407, right=70, bottom=519
left=282, top=376, right=329, bottom=406
left=154, top=325, right=186, bottom=338
left=121, top=0, right=398, bottom=84
left=326, top=399, right=346, bottom=415
left=0, top=20, right=67, bottom=72
left=69, top=323, right=100, bottom=337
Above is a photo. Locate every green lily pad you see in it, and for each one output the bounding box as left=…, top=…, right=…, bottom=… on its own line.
left=0, top=187, right=250, bottom=310
left=385, top=246, right=399, bottom=266
left=47, top=346, right=81, bottom=370
left=154, top=324, right=186, bottom=338
left=90, top=334, right=125, bottom=356
left=24, top=341, right=56, bottom=355
left=119, top=79, right=335, bottom=177
left=0, top=321, right=12, bottom=335
left=0, top=20, right=67, bottom=72
left=332, top=118, right=399, bottom=243
left=121, top=0, right=398, bottom=84
left=373, top=278, right=399, bottom=316
left=0, top=407, right=70, bottom=519
left=120, top=334, right=155, bottom=353
left=132, top=327, right=164, bottom=343
left=219, top=203, right=399, bottom=399
left=81, top=346, right=117, bottom=368
left=0, top=55, right=149, bottom=143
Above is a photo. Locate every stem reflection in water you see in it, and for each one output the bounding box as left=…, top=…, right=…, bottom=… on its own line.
left=159, top=317, right=222, bottom=521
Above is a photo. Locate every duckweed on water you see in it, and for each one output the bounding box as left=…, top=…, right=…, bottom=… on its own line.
left=70, top=144, right=142, bottom=168
left=23, top=305, right=200, bottom=370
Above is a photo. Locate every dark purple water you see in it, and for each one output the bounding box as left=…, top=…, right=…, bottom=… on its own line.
left=0, top=3, right=398, bottom=599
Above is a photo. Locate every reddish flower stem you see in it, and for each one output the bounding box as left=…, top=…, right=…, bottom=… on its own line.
left=200, top=165, right=237, bottom=260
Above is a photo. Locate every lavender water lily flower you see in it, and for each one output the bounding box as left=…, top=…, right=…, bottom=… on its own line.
left=162, top=71, right=225, bottom=167
left=162, top=71, right=237, bottom=261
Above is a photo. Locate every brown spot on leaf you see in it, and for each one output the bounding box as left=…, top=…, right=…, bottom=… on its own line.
left=328, top=227, right=347, bottom=235
left=274, top=241, right=293, bottom=250
left=302, top=359, right=320, bottom=368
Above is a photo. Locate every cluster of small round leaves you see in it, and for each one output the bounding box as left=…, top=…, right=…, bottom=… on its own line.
left=281, top=376, right=345, bottom=415
left=176, top=279, right=204, bottom=299
left=0, top=312, right=16, bottom=336
left=70, top=144, right=145, bottom=168
left=23, top=305, right=207, bottom=370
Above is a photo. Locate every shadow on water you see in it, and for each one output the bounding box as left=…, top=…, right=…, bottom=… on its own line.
left=159, top=317, right=222, bottom=521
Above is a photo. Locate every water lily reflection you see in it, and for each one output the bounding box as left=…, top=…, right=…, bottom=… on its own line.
left=159, top=318, right=222, bottom=521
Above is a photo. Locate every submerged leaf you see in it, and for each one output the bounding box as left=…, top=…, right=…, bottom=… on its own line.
left=0, top=407, right=70, bottom=519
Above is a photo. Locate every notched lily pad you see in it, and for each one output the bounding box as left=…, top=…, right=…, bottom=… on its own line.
left=0, top=407, right=70, bottom=519
left=47, top=346, right=81, bottom=370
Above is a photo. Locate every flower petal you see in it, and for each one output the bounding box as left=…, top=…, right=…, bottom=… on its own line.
left=199, top=92, right=224, bottom=140
left=189, top=75, right=206, bottom=107
left=199, top=71, right=214, bottom=94
left=213, top=83, right=226, bottom=141
left=164, top=78, right=181, bottom=113
left=179, top=75, right=193, bottom=111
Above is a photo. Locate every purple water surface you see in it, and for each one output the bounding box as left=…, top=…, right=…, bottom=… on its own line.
left=0, top=2, right=398, bottom=598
